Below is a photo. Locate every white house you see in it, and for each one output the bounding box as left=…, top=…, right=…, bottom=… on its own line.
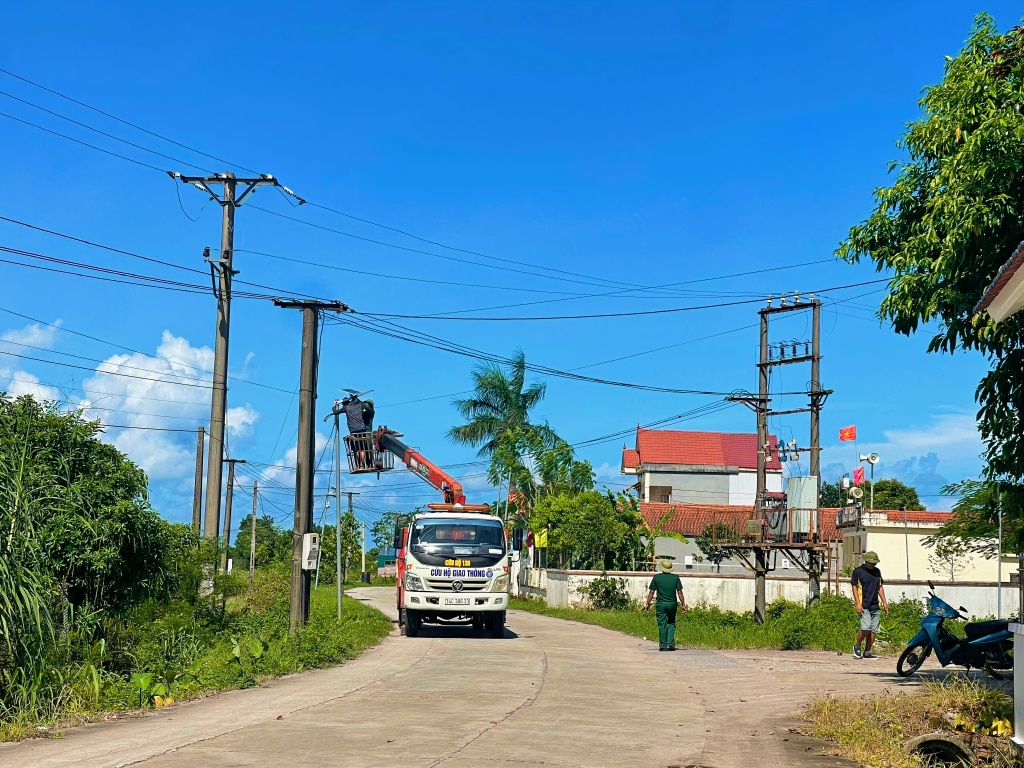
left=621, top=428, right=783, bottom=506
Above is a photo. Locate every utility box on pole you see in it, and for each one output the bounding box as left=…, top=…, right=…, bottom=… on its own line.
left=302, top=533, right=321, bottom=571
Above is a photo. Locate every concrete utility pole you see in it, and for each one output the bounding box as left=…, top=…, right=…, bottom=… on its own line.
left=249, top=481, right=258, bottom=585
left=274, top=299, right=348, bottom=633
left=171, top=171, right=297, bottom=553
left=192, top=425, right=205, bottom=534
left=807, top=301, right=823, bottom=606
left=727, top=295, right=831, bottom=623
left=362, top=521, right=369, bottom=583
left=754, top=309, right=769, bottom=623
left=221, top=458, right=246, bottom=572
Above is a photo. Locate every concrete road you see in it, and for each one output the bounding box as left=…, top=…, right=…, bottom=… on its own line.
left=0, top=588, right=921, bottom=768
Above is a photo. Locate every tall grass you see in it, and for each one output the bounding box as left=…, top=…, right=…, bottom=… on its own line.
left=510, top=593, right=928, bottom=652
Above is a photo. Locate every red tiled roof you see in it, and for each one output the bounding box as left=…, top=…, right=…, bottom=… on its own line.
left=621, top=448, right=640, bottom=469
left=635, top=428, right=782, bottom=471
left=977, top=239, right=1024, bottom=314
left=883, top=510, right=953, bottom=524
left=640, top=502, right=843, bottom=542
left=639, top=502, right=753, bottom=538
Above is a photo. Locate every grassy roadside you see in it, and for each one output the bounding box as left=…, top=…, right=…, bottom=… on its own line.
left=0, top=577, right=392, bottom=742
left=509, top=593, right=929, bottom=652
left=804, top=678, right=1016, bottom=768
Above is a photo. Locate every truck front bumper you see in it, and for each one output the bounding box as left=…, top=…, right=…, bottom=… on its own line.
left=404, top=591, right=507, bottom=612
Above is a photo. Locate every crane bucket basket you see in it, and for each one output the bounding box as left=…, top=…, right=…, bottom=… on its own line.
left=344, top=433, right=394, bottom=475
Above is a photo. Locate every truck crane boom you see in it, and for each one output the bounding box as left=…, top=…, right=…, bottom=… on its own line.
left=374, top=428, right=467, bottom=505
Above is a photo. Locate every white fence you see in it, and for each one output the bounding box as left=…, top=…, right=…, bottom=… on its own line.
left=523, top=568, right=1018, bottom=618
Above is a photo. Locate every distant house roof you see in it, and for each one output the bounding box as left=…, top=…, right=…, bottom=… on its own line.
left=882, top=510, right=953, bottom=525
left=621, top=448, right=640, bottom=471
left=977, top=239, right=1024, bottom=321
left=624, top=428, right=782, bottom=472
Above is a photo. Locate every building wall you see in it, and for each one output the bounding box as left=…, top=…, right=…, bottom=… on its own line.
left=542, top=569, right=1016, bottom=618
left=645, top=470, right=730, bottom=505
left=840, top=519, right=1011, bottom=583
left=642, top=468, right=783, bottom=505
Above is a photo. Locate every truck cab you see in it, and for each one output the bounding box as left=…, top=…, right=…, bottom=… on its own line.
left=396, top=510, right=509, bottom=637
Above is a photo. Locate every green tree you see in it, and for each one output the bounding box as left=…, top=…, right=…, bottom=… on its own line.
left=531, top=491, right=638, bottom=570
left=233, top=513, right=292, bottom=570
left=370, top=510, right=414, bottom=551
left=861, top=478, right=926, bottom=511
left=819, top=481, right=845, bottom=508
left=448, top=351, right=558, bottom=486
left=928, top=478, right=1024, bottom=554
left=695, top=522, right=738, bottom=572
left=928, top=537, right=971, bottom=581
left=838, top=14, right=1024, bottom=482
left=0, top=394, right=186, bottom=709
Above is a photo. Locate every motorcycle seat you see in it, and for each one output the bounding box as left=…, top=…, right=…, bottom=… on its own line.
left=965, top=620, right=1010, bottom=639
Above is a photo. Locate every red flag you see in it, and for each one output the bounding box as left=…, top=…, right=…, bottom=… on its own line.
left=853, top=466, right=865, bottom=485
left=839, top=425, right=857, bottom=442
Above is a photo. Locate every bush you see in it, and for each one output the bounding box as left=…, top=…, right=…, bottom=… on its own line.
left=578, top=574, right=631, bottom=611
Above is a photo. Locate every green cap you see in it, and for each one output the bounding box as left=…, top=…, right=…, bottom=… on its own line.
left=862, top=551, right=880, bottom=564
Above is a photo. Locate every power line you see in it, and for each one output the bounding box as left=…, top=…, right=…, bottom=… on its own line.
left=354, top=278, right=891, bottom=322
left=0, top=88, right=211, bottom=173
left=0, top=109, right=168, bottom=173
left=0, top=215, right=333, bottom=303
left=0, top=304, right=294, bottom=395
left=0, top=349, right=214, bottom=389
left=0, top=66, right=257, bottom=173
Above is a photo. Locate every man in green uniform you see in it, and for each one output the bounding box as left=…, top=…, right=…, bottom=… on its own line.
left=644, top=559, right=686, bottom=651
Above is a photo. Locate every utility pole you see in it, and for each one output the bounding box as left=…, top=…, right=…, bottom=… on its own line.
left=192, top=425, right=205, bottom=535
left=171, top=171, right=298, bottom=553
left=221, top=458, right=246, bottom=572
left=754, top=307, right=769, bottom=624
left=727, top=294, right=831, bottom=623
left=361, top=521, right=368, bottom=583
left=275, top=299, right=348, bottom=633
left=331, top=402, right=344, bottom=620
left=807, top=300, right=823, bottom=606
left=249, top=480, right=258, bottom=585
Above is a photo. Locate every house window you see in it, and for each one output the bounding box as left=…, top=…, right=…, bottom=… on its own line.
left=649, top=486, right=671, bottom=503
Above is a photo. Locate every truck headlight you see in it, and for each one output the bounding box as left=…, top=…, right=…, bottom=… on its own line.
left=492, top=574, right=509, bottom=592
left=405, top=573, right=425, bottom=591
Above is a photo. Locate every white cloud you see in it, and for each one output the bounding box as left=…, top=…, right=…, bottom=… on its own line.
left=79, top=330, right=259, bottom=481
left=227, top=404, right=260, bottom=438
left=0, top=321, right=64, bottom=402
left=0, top=367, right=61, bottom=402
left=0, top=320, right=61, bottom=349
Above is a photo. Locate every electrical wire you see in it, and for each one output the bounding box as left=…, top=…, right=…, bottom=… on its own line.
left=0, top=304, right=295, bottom=395
left=0, top=66, right=255, bottom=172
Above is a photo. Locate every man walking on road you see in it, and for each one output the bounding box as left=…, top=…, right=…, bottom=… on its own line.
left=851, top=551, right=888, bottom=659
left=644, top=559, right=686, bottom=651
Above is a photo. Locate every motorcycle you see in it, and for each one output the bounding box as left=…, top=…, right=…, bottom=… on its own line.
left=896, top=581, right=1013, bottom=679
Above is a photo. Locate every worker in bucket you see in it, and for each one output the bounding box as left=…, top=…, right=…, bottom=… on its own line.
left=644, top=558, right=687, bottom=651
left=340, top=394, right=371, bottom=469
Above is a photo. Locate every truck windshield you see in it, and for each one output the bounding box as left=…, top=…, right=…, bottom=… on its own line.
left=410, top=519, right=506, bottom=554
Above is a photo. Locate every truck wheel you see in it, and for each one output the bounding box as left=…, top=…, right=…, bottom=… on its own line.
left=489, top=611, right=505, bottom=638
left=406, top=609, right=420, bottom=638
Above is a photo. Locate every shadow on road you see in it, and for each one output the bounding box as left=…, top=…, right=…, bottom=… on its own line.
left=407, top=624, right=520, bottom=639
left=855, top=666, right=1012, bottom=690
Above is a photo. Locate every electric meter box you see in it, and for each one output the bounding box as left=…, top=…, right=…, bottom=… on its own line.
left=301, top=533, right=320, bottom=571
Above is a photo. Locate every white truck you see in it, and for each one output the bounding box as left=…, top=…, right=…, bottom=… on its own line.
left=345, top=425, right=515, bottom=637
left=396, top=509, right=510, bottom=637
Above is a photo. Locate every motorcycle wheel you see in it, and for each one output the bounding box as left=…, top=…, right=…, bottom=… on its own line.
left=897, top=642, right=931, bottom=677
left=986, top=648, right=1013, bottom=680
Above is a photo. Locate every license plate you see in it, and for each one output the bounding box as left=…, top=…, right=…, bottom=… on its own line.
left=445, top=597, right=470, bottom=606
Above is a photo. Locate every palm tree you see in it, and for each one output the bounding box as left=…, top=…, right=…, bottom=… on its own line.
left=448, top=351, right=557, bottom=484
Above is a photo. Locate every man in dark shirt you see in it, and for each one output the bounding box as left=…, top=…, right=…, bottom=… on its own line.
left=644, top=559, right=686, bottom=651
left=850, top=551, right=888, bottom=659
left=340, top=395, right=370, bottom=469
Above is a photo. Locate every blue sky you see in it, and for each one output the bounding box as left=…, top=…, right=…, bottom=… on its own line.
left=0, top=2, right=1016, bottom=528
